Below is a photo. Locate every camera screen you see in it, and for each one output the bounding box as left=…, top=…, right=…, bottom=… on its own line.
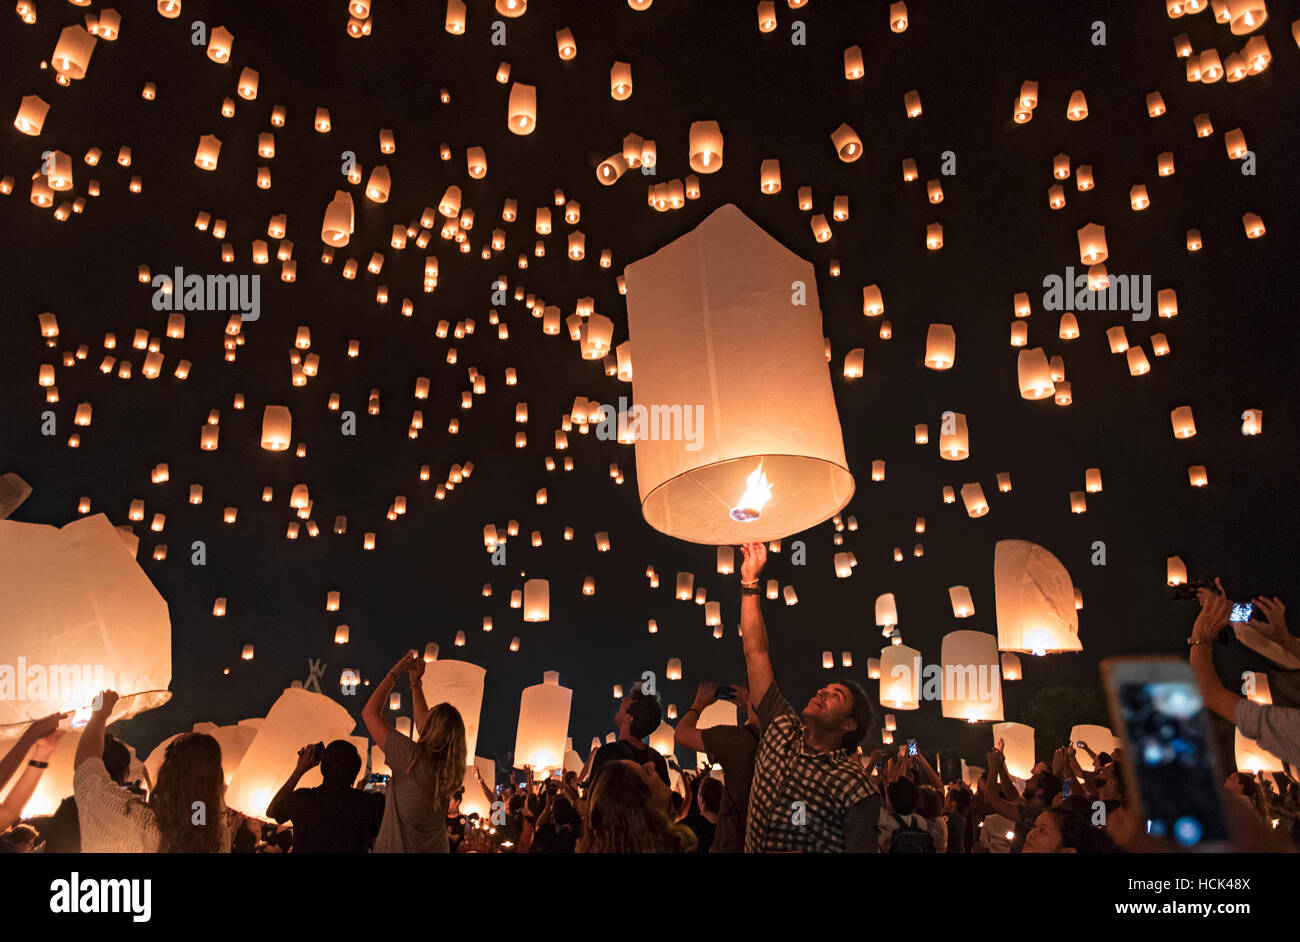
left=1230, top=602, right=1254, bottom=623
left=1119, top=681, right=1228, bottom=846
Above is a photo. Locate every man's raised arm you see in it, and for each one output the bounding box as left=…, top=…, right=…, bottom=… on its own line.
left=739, top=542, right=774, bottom=707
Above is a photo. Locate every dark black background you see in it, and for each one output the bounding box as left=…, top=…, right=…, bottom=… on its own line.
left=2, top=0, right=1297, bottom=772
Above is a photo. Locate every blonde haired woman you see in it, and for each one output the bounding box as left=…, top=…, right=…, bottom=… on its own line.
left=577, top=759, right=696, bottom=853
left=363, top=650, right=466, bottom=852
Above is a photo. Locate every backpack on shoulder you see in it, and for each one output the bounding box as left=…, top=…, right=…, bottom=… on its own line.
left=888, top=813, right=935, bottom=853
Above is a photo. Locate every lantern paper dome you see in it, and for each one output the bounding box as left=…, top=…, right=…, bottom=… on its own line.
left=648, top=720, right=676, bottom=757
left=879, top=643, right=921, bottom=711
left=623, top=204, right=853, bottom=543
left=421, top=659, right=486, bottom=764
left=992, top=721, right=1035, bottom=779
left=994, top=539, right=1081, bottom=654
left=225, top=688, right=355, bottom=818
left=0, top=514, right=172, bottom=736
left=523, top=578, right=550, bottom=621
left=513, top=671, right=572, bottom=771
left=940, top=630, right=1004, bottom=722
left=1235, top=728, right=1283, bottom=774
left=1069, top=725, right=1118, bottom=772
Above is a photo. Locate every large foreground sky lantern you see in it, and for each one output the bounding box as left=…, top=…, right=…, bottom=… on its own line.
left=623, top=204, right=854, bottom=544
left=0, top=514, right=172, bottom=737
left=994, top=539, right=1082, bottom=655
left=421, top=659, right=486, bottom=764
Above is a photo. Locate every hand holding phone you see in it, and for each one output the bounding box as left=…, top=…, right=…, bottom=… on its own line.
left=1101, top=657, right=1229, bottom=852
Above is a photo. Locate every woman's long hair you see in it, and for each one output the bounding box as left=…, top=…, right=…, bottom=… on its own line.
left=576, top=761, right=696, bottom=854
left=411, top=703, right=467, bottom=806
left=151, top=732, right=226, bottom=853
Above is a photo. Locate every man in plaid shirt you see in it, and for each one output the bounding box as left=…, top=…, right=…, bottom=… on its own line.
left=738, top=542, right=880, bottom=852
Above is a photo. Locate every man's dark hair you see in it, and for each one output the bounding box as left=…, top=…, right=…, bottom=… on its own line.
left=320, top=740, right=362, bottom=786
left=887, top=777, right=919, bottom=816
left=951, top=788, right=972, bottom=814
left=103, top=734, right=131, bottom=784
left=1031, top=771, right=1063, bottom=804
left=552, top=795, right=576, bottom=828
left=836, top=679, right=873, bottom=750
left=698, top=776, right=723, bottom=815
left=625, top=685, right=662, bottom=740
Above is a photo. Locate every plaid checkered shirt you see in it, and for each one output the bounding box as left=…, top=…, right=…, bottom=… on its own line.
left=744, top=684, right=876, bottom=853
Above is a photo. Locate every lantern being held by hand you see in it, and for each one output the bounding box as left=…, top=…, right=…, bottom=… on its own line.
left=623, top=204, right=853, bottom=543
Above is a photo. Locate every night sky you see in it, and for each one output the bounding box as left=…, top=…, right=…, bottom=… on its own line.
left=3, top=0, right=1298, bottom=773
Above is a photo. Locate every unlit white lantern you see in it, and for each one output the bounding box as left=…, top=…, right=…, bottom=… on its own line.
left=0, top=514, right=171, bottom=736
left=992, top=721, right=1035, bottom=779
left=225, top=688, right=355, bottom=818
left=994, top=539, right=1081, bottom=655
left=940, top=630, right=1003, bottom=722
left=623, top=204, right=853, bottom=543
left=422, top=659, right=486, bottom=763
left=513, top=671, right=571, bottom=770
left=879, top=644, right=921, bottom=711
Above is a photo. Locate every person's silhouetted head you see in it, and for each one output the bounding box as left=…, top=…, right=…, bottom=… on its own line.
left=698, top=776, right=723, bottom=815
left=320, top=740, right=362, bottom=787
left=615, top=684, right=661, bottom=741
left=888, top=777, right=920, bottom=816
left=103, top=734, right=131, bottom=785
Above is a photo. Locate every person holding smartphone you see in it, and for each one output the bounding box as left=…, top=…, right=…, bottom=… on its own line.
left=1190, top=579, right=1300, bottom=767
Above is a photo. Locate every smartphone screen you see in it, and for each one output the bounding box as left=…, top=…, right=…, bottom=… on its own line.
left=907, top=739, right=917, bottom=756
left=1229, top=602, right=1254, bottom=623
left=715, top=687, right=736, bottom=700
left=1061, top=779, right=1071, bottom=798
left=1117, top=680, right=1228, bottom=847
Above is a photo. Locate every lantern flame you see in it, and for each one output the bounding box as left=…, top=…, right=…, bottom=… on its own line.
left=730, top=461, right=772, bottom=522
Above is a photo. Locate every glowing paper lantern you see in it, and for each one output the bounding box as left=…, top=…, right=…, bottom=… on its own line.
left=513, top=671, right=572, bottom=770
left=52, top=25, right=97, bottom=81
left=507, top=83, right=536, bottom=134
left=623, top=205, right=853, bottom=543
left=1000, top=652, right=1022, bottom=681
left=260, top=405, right=291, bottom=451
left=1170, top=406, right=1197, bottom=439
left=879, top=644, right=921, bottom=711
left=225, top=688, right=355, bottom=818
left=1017, top=348, right=1055, bottom=400
left=939, top=412, right=968, bottom=460
left=0, top=514, right=171, bottom=735
left=992, top=722, right=1034, bottom=779
left=422, top=659, right=486, bottom=764
left=830, top=123, right=863, bottom=162
left=940, top=631, right=1003, bottom=722
left=14, top=95, right=50, bottom=135
left=688, top=121, right=723, bottom=173
left=994, top=539, right=1081, bottom=654
left=924, top=325, right=956, bottom=369
left=875, top=593, right=898, bottom=627
left=1069, top=725, right=1117, bottom=772
left=523, top=579, right=549, bottom=622
left=1166, top=556, right=1188, bottom=586
left=949, top=585, right=975, bottom=618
